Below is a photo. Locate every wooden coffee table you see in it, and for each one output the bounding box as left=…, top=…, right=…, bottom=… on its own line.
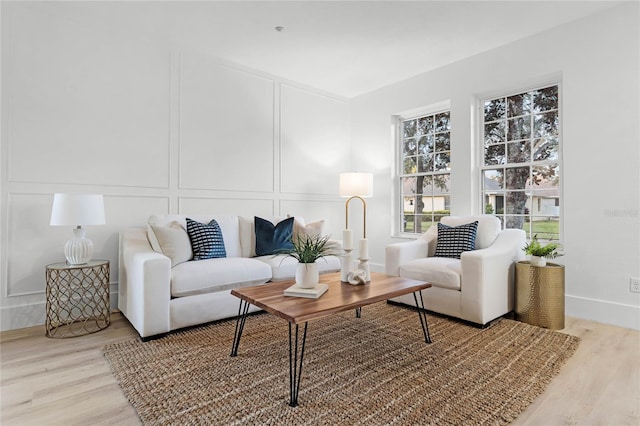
left=230, top=272, right=432, bottom=407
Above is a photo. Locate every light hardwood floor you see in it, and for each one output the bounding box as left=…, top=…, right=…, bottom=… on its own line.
left=1, top=312, right=639, bottom=425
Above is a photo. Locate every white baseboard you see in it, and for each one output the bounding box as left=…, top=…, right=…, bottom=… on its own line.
left=566, top=294, right=640, bottom=331
left=0, top=302, right=46, bottom=331
left=1, top=291, right=120, bottom=332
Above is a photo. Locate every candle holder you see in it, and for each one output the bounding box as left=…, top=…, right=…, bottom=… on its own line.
left=340, top=250, right=353, bottom=283
left=357, top=258, right=371, bottom=283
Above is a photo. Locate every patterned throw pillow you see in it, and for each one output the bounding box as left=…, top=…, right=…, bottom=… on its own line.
left=254, top=216, right=294, bottom=256
left=186, top=218, right=227, bottom=260
left=433, top=221, right=479, bottom=259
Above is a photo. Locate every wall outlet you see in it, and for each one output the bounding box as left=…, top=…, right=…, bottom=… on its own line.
left=631, top=278, right=640, bottom=293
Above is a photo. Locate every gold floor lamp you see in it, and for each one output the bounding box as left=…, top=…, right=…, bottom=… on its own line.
left=339, top=172, right=373, bottom=283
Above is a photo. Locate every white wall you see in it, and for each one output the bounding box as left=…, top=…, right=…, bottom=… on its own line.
left=0, top=4, right=350, bottom=330
left=350, top=3, right=640, bottom=330
left=2, top=3, right=638, bottom=332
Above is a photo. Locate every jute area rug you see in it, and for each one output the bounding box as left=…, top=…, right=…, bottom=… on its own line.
left=103, top=302, right=579, bottom=425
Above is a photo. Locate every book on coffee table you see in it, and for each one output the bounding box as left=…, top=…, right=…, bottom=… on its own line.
left=283, top=283, right=329, bottom=299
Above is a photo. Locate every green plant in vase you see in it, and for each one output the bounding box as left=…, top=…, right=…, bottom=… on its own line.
left=282, top=234, right=339, bottom=288
left=523, top=234, right=562, bottom=267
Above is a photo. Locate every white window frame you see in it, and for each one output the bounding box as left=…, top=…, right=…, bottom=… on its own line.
left=393, top=101, right=451, bottom=237
left=479, top=83, right=563, bottom=243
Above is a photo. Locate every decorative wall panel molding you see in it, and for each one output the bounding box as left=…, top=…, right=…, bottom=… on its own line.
left=179, top=53, right=275, bottom=191
left=5, top=7, right=171, bottom=188
left=179, top=197, right=274, bottom=218
left=280, top=84, right=350, bottom=195
left=280, top=199, right=344, bottom=238
left=0, top=6, right=351, bottom=331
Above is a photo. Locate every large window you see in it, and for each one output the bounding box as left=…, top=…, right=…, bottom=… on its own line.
left=400, top=110, right=451, bottom=234
left=481, top=84, right=561, bottom=241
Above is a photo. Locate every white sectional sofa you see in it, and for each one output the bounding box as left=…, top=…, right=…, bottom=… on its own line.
left=118, top=214, right=340, bottom=339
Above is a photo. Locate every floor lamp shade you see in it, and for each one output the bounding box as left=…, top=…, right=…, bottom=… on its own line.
left=50, top=194, right=105, bottom=265
left=339, top=172, right=373, bottom=198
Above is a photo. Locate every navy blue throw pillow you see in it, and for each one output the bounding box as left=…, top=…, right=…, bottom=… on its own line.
left=433, top=221, right=479, bottom=259
left=254, top=216, right=294, bottom=256
left=186, top=218, right=227, bottom=260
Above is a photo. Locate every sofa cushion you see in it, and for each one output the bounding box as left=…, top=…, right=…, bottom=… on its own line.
left=239, top=216, right=288, bottom=258
left=254, top=216, right=295, bottom=256
left=171, top=257, right=272, bottom=297
left=399, top=257, right=462, bottom=290
left=149, top=221, right=192, bottom=266
left=148, top=214, right=242, bottom=258
left=440, top=215, right=500, bottom=250
left=291, top=216, right=324, bottom=240
left=186, top=218, right=227, bottom=260
left=434, top=221, right=478, bottom=259
left=255, top=254, right=341, bottom=281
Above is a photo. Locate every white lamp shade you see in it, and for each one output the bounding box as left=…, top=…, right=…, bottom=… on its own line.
left=50, top=194, right=106, bottom=226
left=339, top=172, right=373, bottom=197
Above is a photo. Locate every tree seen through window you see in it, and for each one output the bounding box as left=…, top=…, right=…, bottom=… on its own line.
left=482, top=85, right=561, bottom=241
left=400, top=111, right=451, bottom=234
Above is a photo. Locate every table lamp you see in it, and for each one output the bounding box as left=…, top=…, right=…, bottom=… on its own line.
left=50, top=193, right=105, bottom=265
left=339, top=172, right=373, bottom=283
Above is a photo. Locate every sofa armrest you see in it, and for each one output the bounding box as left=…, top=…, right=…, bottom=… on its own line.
left=460, top=229, right=527, bottom=324
left=119, top=228, right=172, bottom=338
left=385, top=239, right=429, bottom=276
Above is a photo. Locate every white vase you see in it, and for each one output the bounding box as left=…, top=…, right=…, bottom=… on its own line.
left=530, top=256, right=547, bottom=267
left=295, top=262, right=319, bottom=289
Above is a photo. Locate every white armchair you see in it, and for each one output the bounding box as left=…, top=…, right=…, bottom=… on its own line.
left=385, top=215, right=526, bottom=326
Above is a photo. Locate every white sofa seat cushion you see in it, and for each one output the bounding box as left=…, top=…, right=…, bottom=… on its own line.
left=399, top=257, right=462, bottom=290
left=171, top=257, right=272, bottom=297
left=256, top=255, right=341, bottom=281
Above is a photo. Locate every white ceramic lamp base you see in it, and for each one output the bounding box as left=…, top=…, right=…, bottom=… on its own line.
left=64, top=227, right=93, bottom=265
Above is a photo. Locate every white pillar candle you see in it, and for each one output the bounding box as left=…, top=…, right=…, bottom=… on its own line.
left=359, top=238, right=369, bottom=260
left=343, top=229, right=353, bottom=250
left=340, top=252, right=352, bottom=282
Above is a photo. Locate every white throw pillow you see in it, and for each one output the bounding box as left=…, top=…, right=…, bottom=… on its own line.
left=293, top=218, right=325, bottom=240
left=149, top=221, right=193, bottom=266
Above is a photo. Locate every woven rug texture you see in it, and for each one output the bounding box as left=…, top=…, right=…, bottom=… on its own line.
left=103, top=302, right=579, bottom=425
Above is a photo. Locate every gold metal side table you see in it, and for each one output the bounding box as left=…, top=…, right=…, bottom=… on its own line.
left=45, top=260, right=110, bottom=338
left=515, top=261, right=565, bottom=330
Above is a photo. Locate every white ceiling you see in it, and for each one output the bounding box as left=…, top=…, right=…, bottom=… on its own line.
left=24, top=1, right=622, bottom=98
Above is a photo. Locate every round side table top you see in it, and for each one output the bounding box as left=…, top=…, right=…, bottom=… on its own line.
left=517, top=261, right=564, bottom=268
left=46, top=259, right=109, bottom=270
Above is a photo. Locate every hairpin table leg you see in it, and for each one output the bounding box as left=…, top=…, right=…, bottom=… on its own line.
left=230, top=299, right=251, bottom=357
left=413, top=290, right=432, bottom=343
left=288, top=322, right=308, bottom=407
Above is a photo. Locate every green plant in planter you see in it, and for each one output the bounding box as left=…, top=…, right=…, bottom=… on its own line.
left=523, top=234, right=563, bottom=259
left=284, top=234, right=339, bottom=263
